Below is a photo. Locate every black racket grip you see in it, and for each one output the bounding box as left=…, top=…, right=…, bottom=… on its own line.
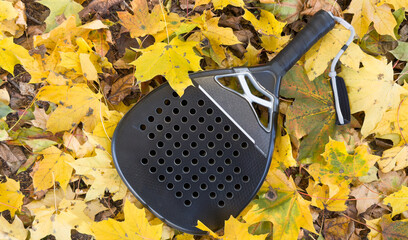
left=333, top=76, right=351, bottom=125
left=270, top=10, right=335, bottom=75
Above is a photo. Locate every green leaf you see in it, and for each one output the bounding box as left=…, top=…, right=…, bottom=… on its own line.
left=279, top=65, right=345, bottom=163
left=38, top=0, right=83, bottom=33
left=360, top=30, right=396, bottom=55
left=393, top=8, right=406, bottom=39
left=24, top=139, right=58, bottom=152
left=390, top=41, right=408, bottom=61
left=0, top=102, right=12, bottom=118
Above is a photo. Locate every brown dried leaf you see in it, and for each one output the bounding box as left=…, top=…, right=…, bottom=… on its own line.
left=0, top=143, right=26, bottom=174
left=79, top=0, right=123, bottom=18
left=301, top=0, right=343, bottom=17
left=350, top=182, right=381, bottom=215
left=323, top=216, right=354, bottom=240
left=108, top=74, right=135, bottom=105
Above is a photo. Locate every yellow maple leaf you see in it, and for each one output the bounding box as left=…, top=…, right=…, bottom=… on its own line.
left=93, top=110, right=123, bottom=138
left=367, top=214, right=408, bottom=240
left=270, top=125, right=297, bottom=169
left=304, top=26, right=369, bottom=80
left=242, top=9, right=286, bottom=36
left=63, top=132, right=94, bottom=158
left=194, top=0, right=244, bottom=10
left=306, top=179, right=350, bottom=212
left=0, top=177, right=24, bottom=216
left=0, top=214, right=27, bottom=240
left=69, top=149, right=127, bottom=201
left=260, top=34, right=290, bottom=52
left=0, top=37, right=36, bottom=75
left=339, top=55, right=408, bottom=136
left=383, top=185, right=408, bottom=217
left=131, top=37, right=202, bottom=96
left=377, top=144, right=408, bottom=173
left=117, top=0, right=164, bottom=38
left=377, top=0, right=408, bottom=13
left=346, top=0, right=397, bottom=38
left=33, top=146, right=75, bottom=192
left=29, top=198, right=93, bottom=240
left=91, top=199, right=162, bottom=240
left=0, top=0, right=17, bottom=21
left=244, top=169, right=315, bottom=240
left=37, top=84, right=107, bottom=133
left=308, top=139, right=379, bottom=195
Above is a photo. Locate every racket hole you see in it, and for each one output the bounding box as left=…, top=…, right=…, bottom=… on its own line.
left=224, top=125, right=231, bottom=132
left=150, top=167, right=157, bottom=173
left=225, top=158, right=232, bottom=165
left=148, top=133, right=155, bottom=140
left=156, top=108, right=162, bottom=114
left=183, top=167, right=190, bottom=173
left=198, top=99, right=205, bottom=106
left=206, top=108, right=213, bottom=115
left=165, top=133, right=172, bottom=140
left=198, top=117, right=205, bottom=123
left=182, top=133, right=189, bottom=140
left=241, top=142, right=248, bottom=149
left=158, top=158, right=165, bottom=165
left=217, top=167, right=224, bottom=174
left=218, top=201, right=225, bottom=208
left=181, top=100, right=188, bottom=106
left=191, top=158, right=198, bottom=165
left=234, top=184, right=241, bottom=191
left=190, top=142, right=197, bottom=148
left=190, top=125, right=197, bottom=132
left=167, top=167, right=173, bottom=173
left=181, top=117, right=188, bottom=123
left=166, top=150, right=173, bottom=157
left=184, top=200, right=191, bottom=207
left=175, top=175, right=182, bottom=181
left=217, top=184, right=224, bottom=191
left=200, top=183, right=208, bottom=190
left=225, top=175, right=233, bottom=182
left=165, top=116, right=171, bottom=123
left=207, top=125, right=214, bottom=132
left=172, top=92, right=178, bottom=97
left=140, top=124, right=146, bottom=131
left=199, top=150, right=207, bottom=157
left=167, top=183, right=174, bottom=190
left=156, top=125, right=163, bottom=131
left=200, top=167, right=207, bottom=173
left=192, top=191, right=199, bottom=198
left=199, top=133, right=206, bottom=140
left=216, top=133, right=223, bottom=140
left=175, top=191, right=183, bottom=198
left=173, top=125, right=180, bottom=131
left=184, top=183, right=191, bottom=190
left=209, top=175, right=216, bottom=182
left=215, top=116, right=222, bottom=123
left=172, top=108, right=179, bottom=114
left=209, top=192, right=217, bottom=199
left=226, top=192, right=233, bottom=199
left=149, top=150, right=156, bottom=157
left=232, top=134, right=240, bottom=140
left=233, top=150, right=240, bottom=157
left=225, top=142, right=231, bottom=149
left=234, top=167, right=241, bottom=174
left=243, top=175, right=250, bottom=182
left=208, top=142, right=215, bottom=149
left=208, top=158, right=215, bottom=165
left=174, top=158, right=181, bottom=165
left=148, top=116, right=154, bottom=122
left=192, top=175, right=199, bottom=182
left=174, top=142, right=181, bottom=148
left=216, top=150, right=223, bottom=157
left=158, top=175, right=165, bottom=182
left=164, top=99, right=171, bottom=105
left=183, top=150, right=190, bottom=157
left=189, top=108, right=196, bottom=115
left=141, top=158, right=148, bottom=165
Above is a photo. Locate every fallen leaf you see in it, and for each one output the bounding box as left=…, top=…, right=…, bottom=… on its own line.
left=0, top=37, right=35, bottom=75
left=301, top=0, right=343, bottom=17
left=350, top=182, right=381, bottom=214
left=31, top=107, right=49, bottom=130
left=242, top=9, right=286, bottom=37
left=0, top=214, right=28, bottom=240
left=306, top=179, right=350, bottom=212
left=259, top=0, right=303, bottom=24
left=108, top=74, right=134, bottom=105
left=131, top=37, right=202, bottom=96
left=323, top=216, right=354, bottom=240
left=0, top=1, right=18, bottom=21
left=378, top=144, right=408, bottom=173
left=63, top=132, right=94, bottom=158
left=390, top=41, right=408, bottom=61
left=23, top=139, right=57, bottom=153
left=32, top=146, right=75, bottom=192
left=79, top=0, right=123, bottom=18
left=38, top=0, right=83, bottom=32
left=0, top=177, right=24, bottom=216
left=0, top=143, right=26, bottom=173
left=367, top=214, right=408, bottom=240
left=91, top=199, right=162, bottom=239
left=194, top=0, right=244, bottom=10
left=383, top=185, right=408, bottom=217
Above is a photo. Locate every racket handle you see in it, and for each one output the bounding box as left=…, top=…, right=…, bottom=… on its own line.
left=269, top=10, right=335, bottom=76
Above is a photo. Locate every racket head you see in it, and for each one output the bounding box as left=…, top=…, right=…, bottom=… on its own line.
left=112, top=69, right=278, bottom=234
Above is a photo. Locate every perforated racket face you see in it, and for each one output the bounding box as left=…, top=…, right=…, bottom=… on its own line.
left=112, top=74, right=275, bottom=234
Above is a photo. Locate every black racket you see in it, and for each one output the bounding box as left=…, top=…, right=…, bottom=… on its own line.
left=112, top=10, right=352, bottom=234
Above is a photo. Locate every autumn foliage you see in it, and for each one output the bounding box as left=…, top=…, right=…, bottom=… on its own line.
left=0, top=0, right=408, bottom=239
